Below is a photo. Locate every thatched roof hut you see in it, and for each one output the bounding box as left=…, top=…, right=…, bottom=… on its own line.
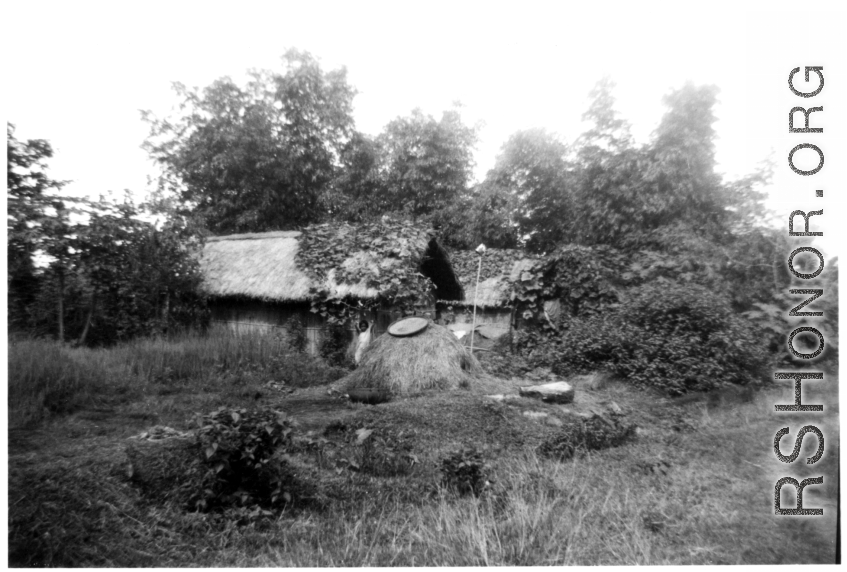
left=439, top=248, right=539, bottom=309
left=200, top=224, right=462, bottom=303
left=199, top=222, right=464, bottom=351
left=435, top=248, right=540, bottom=343
left=339, top=321, right=485, bottom=395
left=201, top=231, right=313, bottom=301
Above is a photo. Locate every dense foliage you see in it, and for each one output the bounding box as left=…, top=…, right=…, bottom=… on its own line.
left=432, top=180, right=521, bottom=250
left=550, top=282, right=770, bottom=394
left=440, top=447, right=489, bottom=497
left=143, top=49, right=356, bottom=233
left=511, top=244, right=627, bottom=323
left=191, top=407, right=298, bottom=511
left=320, top=323, right=354, bottom=367
left=377, top=108, right=478, bottom=218
left=7, top=124, right=207, bottom=345
left=510, top=238, right=780, bottom=394
left=296, top=218, right=436, bottom=323
left=538, top=414, right=636, bottom=460
left=487, top=129, right=574, bottom=252
left=7, top=123, right=68, bottom=331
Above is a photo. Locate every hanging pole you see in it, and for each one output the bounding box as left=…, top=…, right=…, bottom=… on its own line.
left=469, top=243, right=486, bottom=354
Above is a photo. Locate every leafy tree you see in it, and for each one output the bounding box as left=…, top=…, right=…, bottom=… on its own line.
left=647, top=83, right=726, bottom=230
left=569, top=78, right=652, bottom=247
left=8, top=126, right=206, bottom=344
left=67, top=198, right=205, bottom=345
left=433, top=181, right=519, bottom=250
left=26, top=196, right=207, bottom=346
left=325, top=132, right=388, bottom=222
left=483, top=129, right=573, bottom=252
left=571, top=82, right=732, bottom=250
left=143, top=49, right=356, bottom=234
left=506, top=80, right=796, bottom=386
left=722, top=156, right=776, bottom=230
left=377, top=107, right=477, bottom=218
left=7, top=123, right=70, bottom=333
left=576, top=76, right=633, bottom=160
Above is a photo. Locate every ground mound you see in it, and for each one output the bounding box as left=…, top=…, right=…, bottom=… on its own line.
left=327, top=392, right=568, bottom=455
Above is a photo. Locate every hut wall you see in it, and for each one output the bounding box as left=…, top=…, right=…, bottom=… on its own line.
left=438, top=304, right=513, bottom=328
left=209, top=299, right=325, bottom=355
left=209, top=299, right=430, bottom=356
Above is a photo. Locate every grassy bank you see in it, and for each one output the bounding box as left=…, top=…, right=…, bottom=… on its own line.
left=7, top=332, right=839, bottom=566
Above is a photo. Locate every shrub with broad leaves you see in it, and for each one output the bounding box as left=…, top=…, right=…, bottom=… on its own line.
left=191, top=407, right=297, bottom=511
left=552, top=280, right=768, bottom=395
left=440, top=447, right=488, bottom=496
left=327, top=424, right=418, bottom=477
left=538, top=415, right=636, bottom=460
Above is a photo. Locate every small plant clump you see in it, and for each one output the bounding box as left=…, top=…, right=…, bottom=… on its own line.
left=326, top=423, right=418, bottom=477
left=190, top=407, right=298, bottom=511
left=440, top=447, right=489, bottom=496
left=320, top=323, right=354, bottom=368
left=538, top=414, right=636, bottom=460
left=285, top=316, right=308, bottom=353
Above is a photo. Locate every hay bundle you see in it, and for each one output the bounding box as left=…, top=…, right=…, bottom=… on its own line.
left=340, top=322, right=484, bottom=395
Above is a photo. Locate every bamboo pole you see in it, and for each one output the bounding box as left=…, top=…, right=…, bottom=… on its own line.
left=469, top=244, right=485, bottom=354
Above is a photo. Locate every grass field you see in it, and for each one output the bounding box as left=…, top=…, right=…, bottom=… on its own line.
left=6, top=331, right=840, bottom=566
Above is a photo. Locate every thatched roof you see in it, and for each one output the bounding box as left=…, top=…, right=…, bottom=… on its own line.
left=440, top=248, right=539, bottom=308
left=339, top=321, right=484, bottom=394
left=200, top=223, right=462, bottom=303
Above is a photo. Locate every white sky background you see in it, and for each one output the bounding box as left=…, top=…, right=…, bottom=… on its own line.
left=3, top=0, right=845, bottom=253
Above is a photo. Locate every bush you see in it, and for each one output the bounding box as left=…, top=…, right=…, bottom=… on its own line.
left=285, top=316, right=308, bottom=353
left=326, top=425, right=417, bottom=477
left=440, top=447, right=488, bottom=496
left=320, top=323, right=354, bottom=368
left=538, top=415, right=636, bottom=460
left=549, top=315, right=632, bottom=374
left=190, top=407, right=298, bottom=511
left=552, top=281, right=769, bottom=395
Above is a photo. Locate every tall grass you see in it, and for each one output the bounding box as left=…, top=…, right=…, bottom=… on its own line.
left=8, top=339, right=115, bottom=427
left=7, top=327, right=346, bottom=428
left=112, top=327, right=347, bottom=387
left=115, top=328, right=286, bottom=383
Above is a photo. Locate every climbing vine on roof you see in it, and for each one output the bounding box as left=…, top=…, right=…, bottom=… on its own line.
left=450, top=248, right=539, bottom=285
left=296, top=218, right=437, bottom=324
left=511, top=245, right=628, bottom=324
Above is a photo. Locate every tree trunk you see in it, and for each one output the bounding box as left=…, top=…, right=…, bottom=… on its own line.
left=57, top=268, right=65, bottom=343
left=76, top=292, right=96, bottom=347
left=509, top=306, right=517, bottom=354
left=160, top=289, right=170, bottom=336
left=773, top=245, right=784, bottom=291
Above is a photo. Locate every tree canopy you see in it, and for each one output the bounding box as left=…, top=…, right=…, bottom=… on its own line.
left=7, top=123, right=67, bottom=286
left=8, top=123, right=206, bottom=344
left=376, top=108, right=477, bottom=218
left=143, top=49, right=356, bottom=234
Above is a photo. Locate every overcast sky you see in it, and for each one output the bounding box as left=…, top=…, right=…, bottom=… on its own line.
left=4, top=0, right=845, bottom=252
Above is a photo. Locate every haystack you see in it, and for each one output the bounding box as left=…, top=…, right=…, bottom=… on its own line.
left=339, top=322, right=485, bottom=395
